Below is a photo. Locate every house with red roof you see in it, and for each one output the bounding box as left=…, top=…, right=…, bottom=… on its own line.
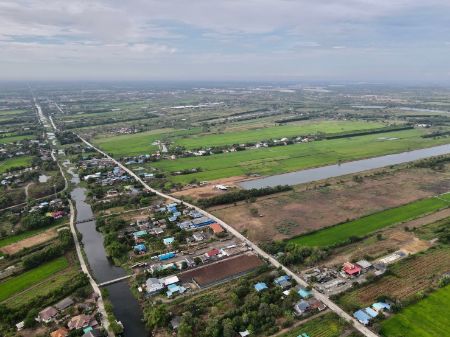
left=343, top=262, right=361, bottom=276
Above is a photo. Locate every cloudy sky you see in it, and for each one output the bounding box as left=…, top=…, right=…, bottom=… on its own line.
left=1, top=0, right=450, bottom=82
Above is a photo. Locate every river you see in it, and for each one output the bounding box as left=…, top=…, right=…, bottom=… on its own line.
left=69, top=172, right=148, bottom=336
left=240, top=143, right=450, bottom=189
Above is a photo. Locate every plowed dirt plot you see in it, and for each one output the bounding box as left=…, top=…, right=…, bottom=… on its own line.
left=0, top=228, right=58, bottom=255
left=212, top=167, right=450, bottom=243
left=337, top=247, right=450, bottom=311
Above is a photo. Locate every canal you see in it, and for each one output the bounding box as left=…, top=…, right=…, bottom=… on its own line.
left=69, top=169, right=148, bottom=336
left=240, top=143, right=450, bottom=189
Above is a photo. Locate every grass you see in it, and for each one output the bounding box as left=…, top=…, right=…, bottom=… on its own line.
left=380, top=285, right=450, bottom=337
left=0, top=256, right=69, bottom=302
left=174, top=120, right=385, bottom=149
left=0, top=155, right=33, bottom=174
left=0, top=222, right=60, bottom=248
left=150, top=128, right=450, bottom=184
left=6, top=269, right=79, bottom=310
left=0, top=134, right=34, bottom=144
left=279, top=312, right=346, bottom=337
left=92, top=128, right=202, bottom=156
left=290, top=193, right=450, bottom=247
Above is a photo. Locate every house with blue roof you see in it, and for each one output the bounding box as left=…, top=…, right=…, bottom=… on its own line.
left=159, top=252, right=176, bottom=261
left=166, top=284, right=186, bottom=297
left=254, top=282, right=268, bottom=292
left=297, top=288, right=312, bottom=299
left=364, top=307, right=378, bottom=318
left=133, top=230, right=148, bottom=239
left=134, top=244, right=147, bottom=253
left=353, top=309, right=371, bottom=325
left=274, top=275, right=292, bottom=289
left=372, top=302, right=391, bottom=312
left=163, top=237, right=175, bottom=245
left=297, top=333, right=310, bottom=337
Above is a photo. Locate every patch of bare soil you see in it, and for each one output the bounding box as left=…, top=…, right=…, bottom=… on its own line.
left=212, top=167, right=450, bottom=243
left=172, top=176, right=250, bottom=199
left=0, top=228, right=58, bottom=255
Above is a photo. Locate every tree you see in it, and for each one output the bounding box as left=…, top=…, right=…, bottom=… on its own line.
left=23, top=308, right=38, bottom=328
left=144, top=304, right=169, bottom=331
left=222, top=318, right=235, bottom=337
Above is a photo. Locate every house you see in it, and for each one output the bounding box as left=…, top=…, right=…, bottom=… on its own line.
left=166, top=284, right=187, bottom=297
left=159, top=252, right=176, bottom=261
left=254, top=282, right=268, bottom=292
left=239, top=330, right=250, bottom=337
left=134, top=244, right=147, bottom=253
left=298, top=288, right=312, bottom=299
left=15, top=321, right=24, bottom=331
left=192, top=233, right=204, bottom=241
left=372, top=302, right=391, bottom=312
left=163, top=237, right=175, bottom=245
left=356, top=259, right=372, bottom=271
left=50, top=327, right=69, bottom=337
left=205, top=248, right=220, bottom=258
left=133, top=230, right=148, bottom=240
left=274, top=275, right=292, bottom=289
left=160, top=275, right=179, bottom=286
left=364, top=307, right=379, bottom=318
left=343, top=262, right=361, bottom=276
left=209, top=223, right=225, bottom=235
left=55, top=297, right=74, bottom=311
left=51, top=211, right=65, bottom=219
left=308, top=298, right=326, bottom=311
left=146, top=278, right=164, bottom=294
left=353, top=309, right=371, bottom=325
left=82, top=329, right=102, bottom=337
left=67, top=314, right=92, bottom=330
left=37, top=306, right=58, bottom=323
left=294, top=300, right=310, bottom=316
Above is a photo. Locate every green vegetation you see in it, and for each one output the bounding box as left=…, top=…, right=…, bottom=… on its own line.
left=380, top=285, right=450, bottom=337
left=0, top=134, right=34, bottom=144
left=0, top=223, right=59, bottom=248
left=290, top=194, right=450, bottom=247
left=151, top=128, right=450, bottom=184
left=0, top=156, right=33, bottom=174
left=0, top=256, right=69, bottom=302
left=174, top=120, right=385, bottom=149
left=279, top=313, right=347, bottom=337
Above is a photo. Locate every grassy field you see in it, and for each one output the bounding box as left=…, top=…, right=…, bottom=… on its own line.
left=174, top=120, right=385, bottom=149
left=150, top=128, right=450, bottom=184
left=0, top=256, right=69, bottom=302
left=0, top=155, right=33, bottom=174
left=290, top=193, right=450, bottom=247
left=0, top=134, right=34, bottom=144
left=92, top=128, right=205, bottom=156
left=337, top=247, right=450, bottom=311
left=380, top=285, right=450, bottom=337
left=0, top=221, right=62, bottom=248
left=279, top=313, right=347, bottom=337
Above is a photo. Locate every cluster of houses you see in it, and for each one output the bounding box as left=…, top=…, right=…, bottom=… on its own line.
left=83, top=165, right=130, bottom=186
left=144, top=275, right=187, bottom=298
left=16, top=294, right=105, bottom=337
left=29, top=198, right=66, bottom=218
left=353, top=302, right=391, bottom=325
left=254, top=275, right=326, bottom=317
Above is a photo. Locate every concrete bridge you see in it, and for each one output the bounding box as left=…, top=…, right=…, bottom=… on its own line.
left=98, top=275, right=133, bottom=287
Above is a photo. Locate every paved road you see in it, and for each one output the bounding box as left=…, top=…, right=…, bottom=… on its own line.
left=77, top=136, right=380, bottom=337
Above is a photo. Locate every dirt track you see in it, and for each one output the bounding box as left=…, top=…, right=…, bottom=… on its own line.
left=0, top=228, right=58, bottom=255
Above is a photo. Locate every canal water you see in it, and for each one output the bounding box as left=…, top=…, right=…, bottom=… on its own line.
left=69, top=171, right=148, bottom=336
left=240, top=143, right=450, bottom=189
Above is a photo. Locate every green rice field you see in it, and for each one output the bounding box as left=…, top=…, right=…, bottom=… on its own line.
left=0, top=134, right=34, bottom=144
left=290, top=193, right=450, bottom=247
left=0, top=155, right=33, bottom=174
left=380, top=285, right=450, bottom=337
left=151, top=128, right=450, bottom=184
left=174, top=120, right=385, bottom=149
left=0, top=256, right=69, bottom=302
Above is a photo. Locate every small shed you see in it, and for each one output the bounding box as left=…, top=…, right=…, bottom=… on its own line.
left=163, top=237, right=175, bottom=245
left=254, top=282, right=268, bottom=292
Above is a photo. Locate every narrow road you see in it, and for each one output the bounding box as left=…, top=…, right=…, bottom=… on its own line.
left=77, top=135, right=380, bottom=337
left=34, top=100, right=112, bottom=336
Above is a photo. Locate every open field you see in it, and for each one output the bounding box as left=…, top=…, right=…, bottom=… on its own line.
left=290, top=193, right=450, bottom=248
left=151, top=128, right=450, bottom=184
left=212, top=166, right=450, bottom=243
left=337, top=247, right=450, bottom=311
left=0, top=227, right=58, bottom=255
left=173, top=120, right=386, bottom=149
left=5, top=269, right=79, bottom=310
left=0, top=222, right=62, bottom=248
left=0, top=155, right=33, bottom=174
left=278, top=312, right=347, bottom=337
left=0, top=134, right=34, bottom=144
left=0, top=256, right=69, bottom=302
left=92, top=128, right=175, bottom=156
left=380, top=285, right=450, bottom=337
left=178, top=253, right=264, bottom=287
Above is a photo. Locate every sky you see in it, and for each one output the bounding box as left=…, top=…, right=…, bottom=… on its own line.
left=1, top=0, right=450, bottom=82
